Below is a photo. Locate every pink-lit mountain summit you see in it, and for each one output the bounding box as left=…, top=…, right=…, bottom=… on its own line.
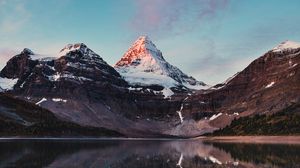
left=115, top=36, right=207, bottom=90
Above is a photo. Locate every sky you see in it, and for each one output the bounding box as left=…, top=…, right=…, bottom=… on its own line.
left=0, top=0, right=300, bottom=85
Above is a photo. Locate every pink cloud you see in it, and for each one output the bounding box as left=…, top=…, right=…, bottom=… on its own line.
left=130, top=0, right=229, bottom=37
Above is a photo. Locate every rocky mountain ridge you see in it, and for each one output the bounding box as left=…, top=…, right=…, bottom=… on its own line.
left=0, top=39, right=299, bottom=137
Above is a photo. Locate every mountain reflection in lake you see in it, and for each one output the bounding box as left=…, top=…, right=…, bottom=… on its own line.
left=0, top=139, right=299, bottom=168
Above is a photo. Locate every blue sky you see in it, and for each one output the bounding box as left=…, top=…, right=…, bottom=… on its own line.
left=0, top=0, right=300, bottom=84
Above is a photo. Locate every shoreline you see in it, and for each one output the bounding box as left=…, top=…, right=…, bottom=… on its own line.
left=0, top=137, right=184, bottom=141
left=0, top=136, right=300, bottom=144
left=196, top=136, right=300, bottom=144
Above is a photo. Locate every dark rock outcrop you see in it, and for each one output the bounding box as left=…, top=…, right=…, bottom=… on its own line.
left=0, top=48, right=38, bottom=80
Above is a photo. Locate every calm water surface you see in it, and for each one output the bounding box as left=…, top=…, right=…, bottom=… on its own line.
left=0, top=139, right=299, bottom=168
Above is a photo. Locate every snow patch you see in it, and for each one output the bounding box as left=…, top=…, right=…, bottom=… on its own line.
left=118, top=70, right=178, bottom=88
left=161, top=88, right=174, bottom=99
left=177, top=111, right=184, bottom=123
left=183, top=82, right=210, bottom=90
left=52, top=98, right=67, bottom=103
left=49, top=73, right=61, bottom=81
left=59, top=43, right=83, bottom=57
left=209, top=113, right=223, bottom=121
left=176, top=94, right=192, bottom=123
left=176, top=154, right=183, bottom=168
left=128, top=87, right=143, bottom=91
left=30, top=54, right=57, bottom=61
left=0, top=77, right=18, bottom=90
left=288, top=72, right=295, bottom=77
left=20, top=81, right=26, bottom=88
left=289, top=60, right=293, bottom=66
left=272, top=40, right=300, bottom=52
left=265, top=81, right=275, bottom=88
left=209, top=156, right=222, bottom=165
left=36, top=98, right=47, bottom=105
left=48, top=73, right=92, bottom=82
left=120, top=71, right=175, bottom=99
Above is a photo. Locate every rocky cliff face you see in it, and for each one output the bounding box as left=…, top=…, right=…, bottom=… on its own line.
left=0, top=48, right=38, bottom=85
left=0, top=40, right=299, bottom=137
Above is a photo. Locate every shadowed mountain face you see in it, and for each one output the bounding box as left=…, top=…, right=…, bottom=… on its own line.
left=0, top=140, right=299, bottom=168
left=0, top=93, right=123, bottom=137
left=0, top=40, right=299, bottom=137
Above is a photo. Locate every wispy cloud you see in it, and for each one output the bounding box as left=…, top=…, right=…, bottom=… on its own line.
left=130, top=0, right=229, bottom=37
left=0, top=0, right=31, bottom=33
left=164, top=37, right=257, bottom=85
left=189, top=54, right=253, bottom=85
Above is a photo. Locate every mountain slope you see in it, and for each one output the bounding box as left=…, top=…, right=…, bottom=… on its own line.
left=0, top=93, right=123, bottom=137
left=179, top=40, right=300, bottom=133
left=210, top=103, right=300, bottom=135
left=114, top=36, right=207, bottom=90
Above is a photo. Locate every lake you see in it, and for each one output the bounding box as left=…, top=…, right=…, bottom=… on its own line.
left=0, top=138, right=299, bottom=168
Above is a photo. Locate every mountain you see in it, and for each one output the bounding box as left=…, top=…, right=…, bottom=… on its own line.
left=0, top=39, right=299, bottom=137
left=0, top=44, right=136, bottom=132
left=0, top=44, right=184, bottom=137
left=114, top=36, right=208, bottom=91
left=0, top=44, right=127, bottom=91
left=178, top=40, right=300, bottom=135
left=0, top=93, right=123, bottom=137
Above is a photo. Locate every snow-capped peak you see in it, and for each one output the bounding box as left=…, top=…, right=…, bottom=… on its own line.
left=114, top=36, right=207, bottom=90
left=272, top=40, right=300, bottom=52
left=58, top=43, right=102, bottom=59
left=132, top=35, right=159, bottom=52
left=115, top=36, right=165, bottom=74
left=115, top=36, right=164, bottom=69
left=58, top=43, right=107, bottom=66
left=59, top=43, right=89, bottom=57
